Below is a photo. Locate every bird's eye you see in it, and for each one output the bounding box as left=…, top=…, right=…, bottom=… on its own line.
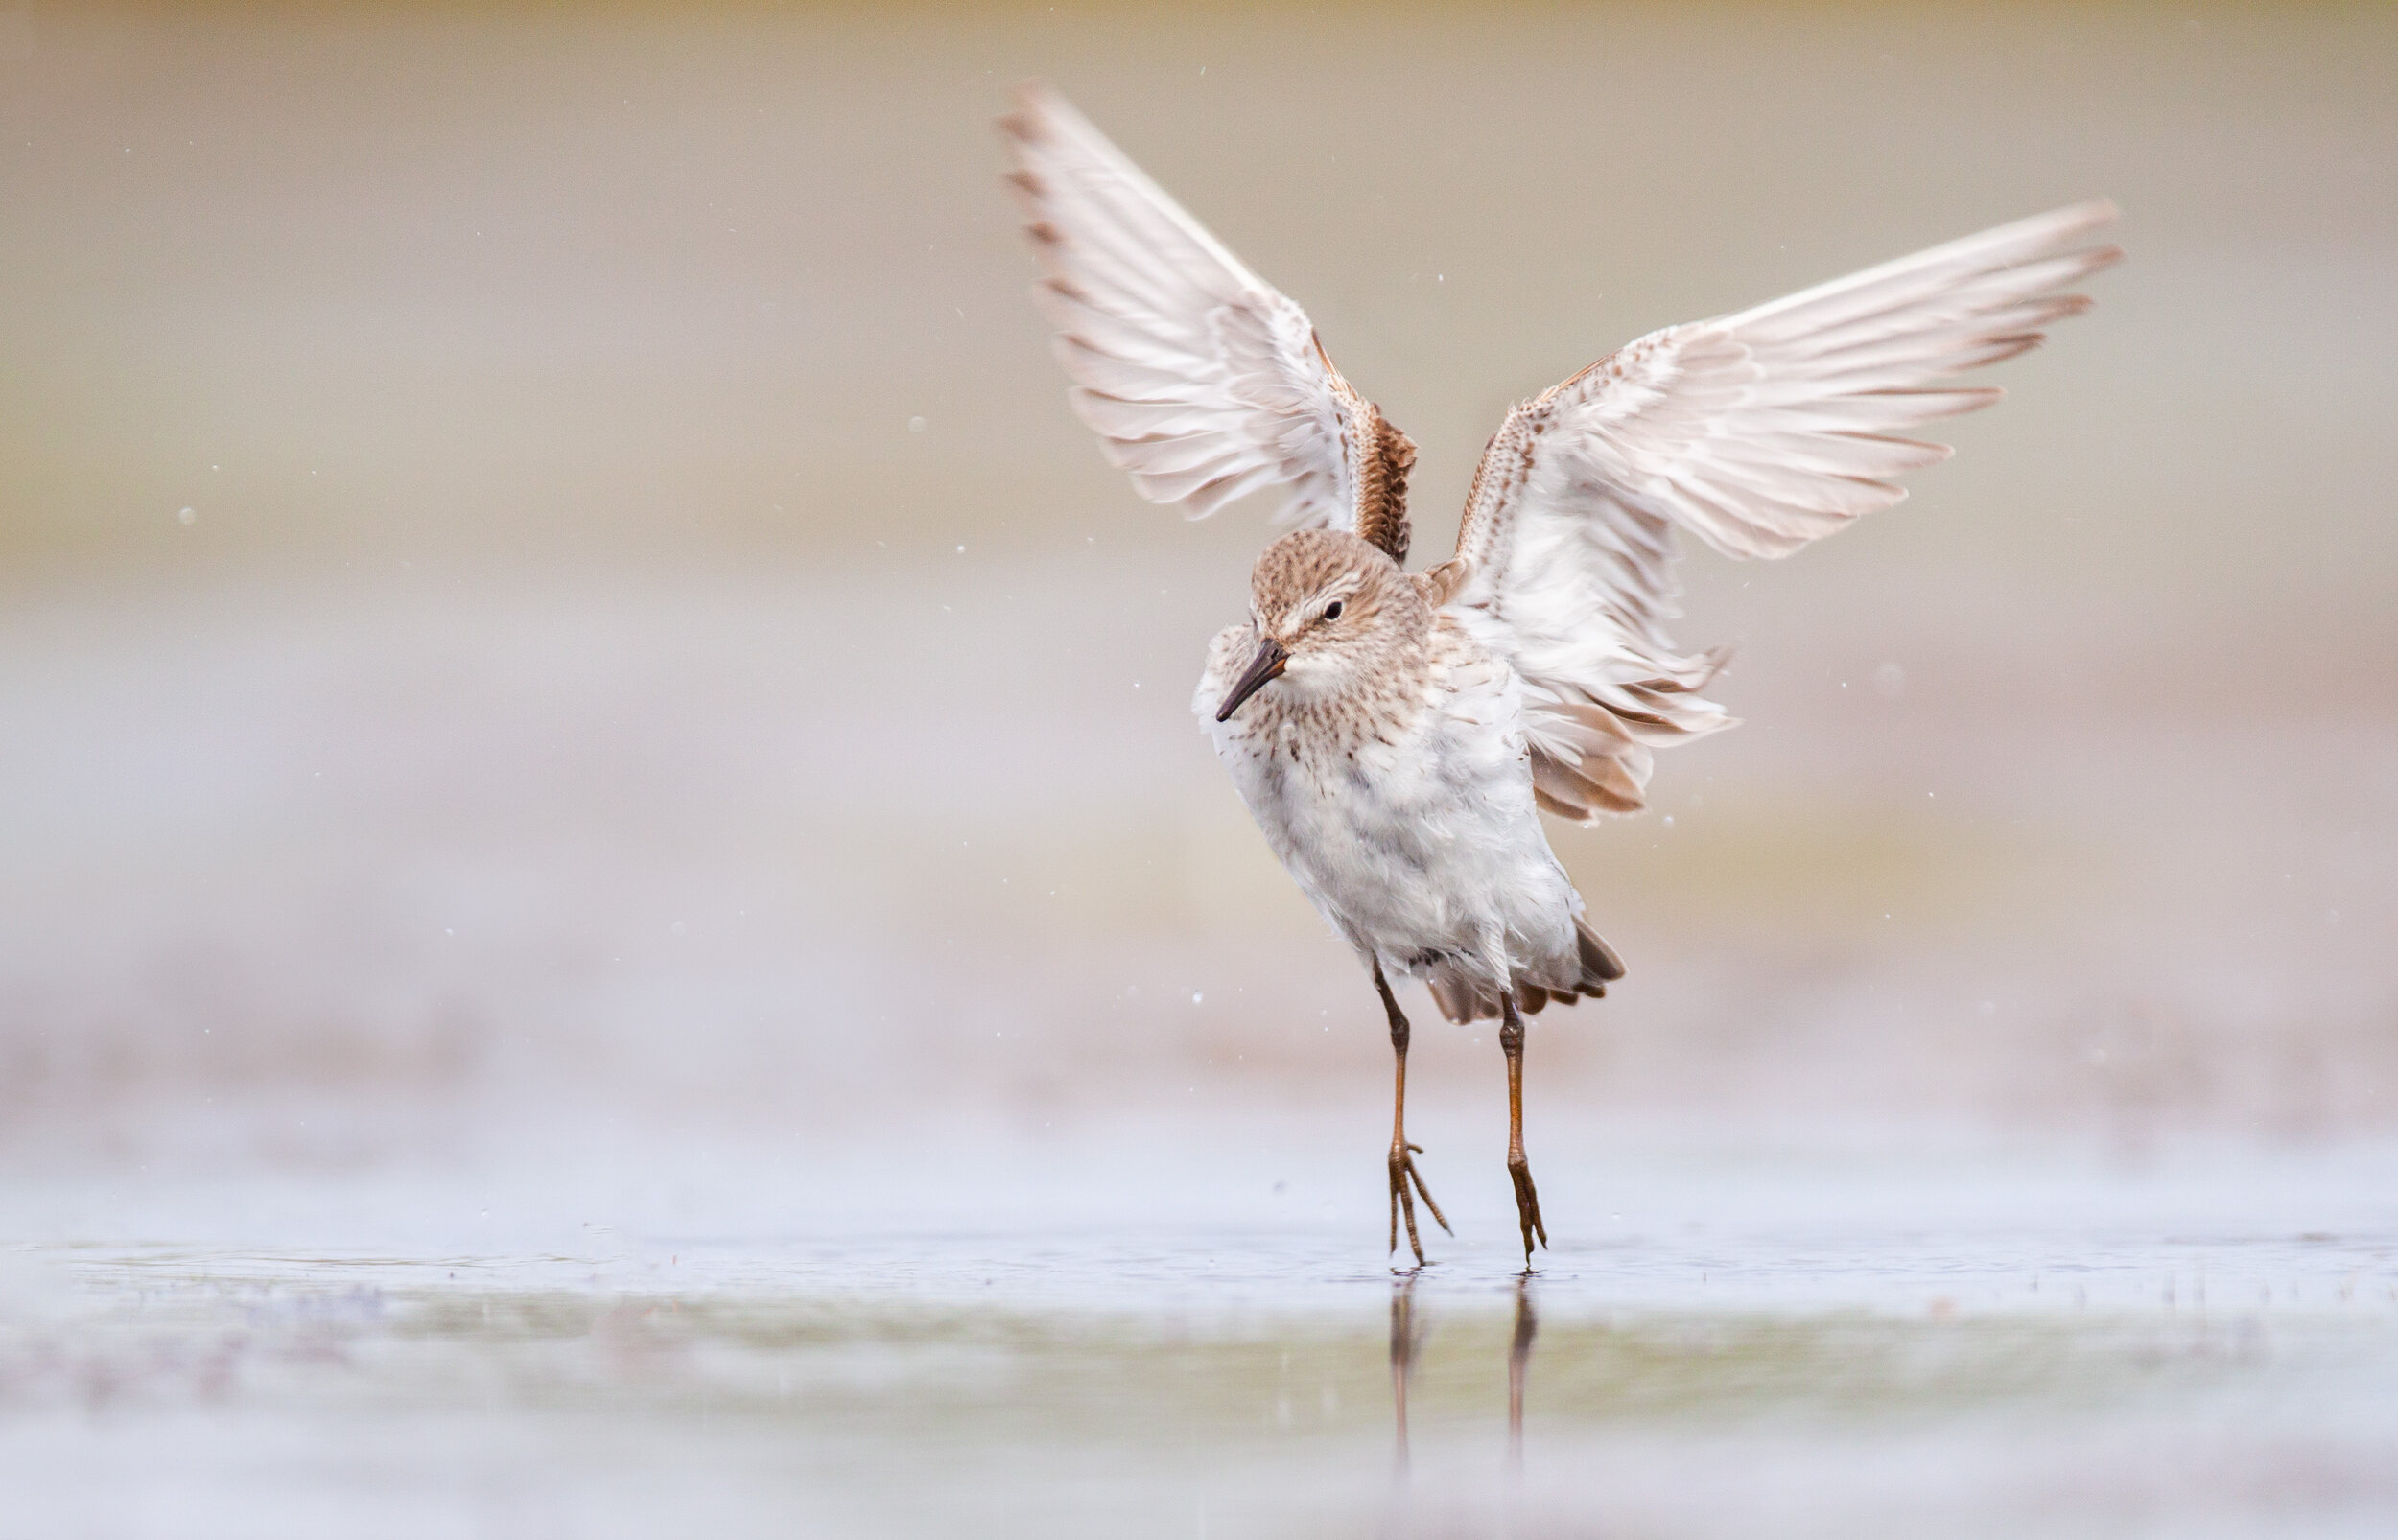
left=1322, top=600, right=1345, bottom=622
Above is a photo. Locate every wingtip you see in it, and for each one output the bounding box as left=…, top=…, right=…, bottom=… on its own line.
left=1000, top=79, right=1112, bottom=154
left=1005, top=77, right=1058, bottom=114
left=1973, top=198, right=2125, bottom=265
left=2032, top=202, right=2127, bottom=270
left=997, top=80, right=1067, bottom=150
left=2028, top=197, right=2122, bottom=242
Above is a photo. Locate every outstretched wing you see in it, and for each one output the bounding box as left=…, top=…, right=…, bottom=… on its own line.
left=999, top=83, right=1417, bottom=563
left=1445, top=201, right=2123, bottom=820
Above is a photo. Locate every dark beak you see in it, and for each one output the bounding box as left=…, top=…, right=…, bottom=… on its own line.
left=1214, top=637, right=1288, bottom=722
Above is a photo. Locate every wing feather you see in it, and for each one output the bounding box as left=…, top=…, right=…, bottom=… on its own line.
left=1449, top=201, right=2122, bottom=820
left=999, top=84, right=1416, bottom=560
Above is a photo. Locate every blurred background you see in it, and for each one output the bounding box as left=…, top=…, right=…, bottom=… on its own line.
left=2, top=0, right=2393, bottom=1177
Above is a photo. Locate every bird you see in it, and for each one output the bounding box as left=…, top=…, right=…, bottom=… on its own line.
left=998, top=83, right=2119, bottom=1268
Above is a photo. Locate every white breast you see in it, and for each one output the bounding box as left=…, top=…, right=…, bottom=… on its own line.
left=1194, top=619, right=1583, bottom=1004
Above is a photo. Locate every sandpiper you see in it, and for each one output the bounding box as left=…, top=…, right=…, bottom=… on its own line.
left=999, top=84, right=2118, bottom=1267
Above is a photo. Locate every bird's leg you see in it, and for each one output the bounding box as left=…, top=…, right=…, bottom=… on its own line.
left=1375, top=960, right=1450, bottom=1267
left=1500, top=992, right=1547, bottom=1267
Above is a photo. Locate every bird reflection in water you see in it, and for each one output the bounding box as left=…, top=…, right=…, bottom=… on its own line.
left=1508, top=1273, right=1538, bottom=1474
left=1385, top=1273, right=1540, bottom=1482
left=1389, top=1272, right=1427, bottom=1475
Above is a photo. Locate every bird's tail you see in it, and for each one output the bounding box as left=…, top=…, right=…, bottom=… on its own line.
left=1428, top=919, right=1626, bottom=1023
left=1521, top=917, right=1625, bottom=1012
left=1574, top=917, right=1627, bottom=990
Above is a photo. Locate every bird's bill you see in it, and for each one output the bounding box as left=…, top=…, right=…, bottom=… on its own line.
left=1214, top=638, right=1289, bottom=722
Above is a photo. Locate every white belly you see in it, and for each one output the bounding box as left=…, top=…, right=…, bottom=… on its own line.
left=1195, top=626, right=1582, bottom=1001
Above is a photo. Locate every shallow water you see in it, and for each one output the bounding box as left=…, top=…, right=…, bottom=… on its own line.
left=9, top=1133, right=2395, bottom=1538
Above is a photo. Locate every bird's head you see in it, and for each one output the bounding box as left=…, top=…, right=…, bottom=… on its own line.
left=1213, top=528, right=1426, bottom=722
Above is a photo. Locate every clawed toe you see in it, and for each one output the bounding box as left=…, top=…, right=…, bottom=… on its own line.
left=1507, top=1157, right=1548, bottom=1268
left=1387, top=1143, right=1453, bottom=1267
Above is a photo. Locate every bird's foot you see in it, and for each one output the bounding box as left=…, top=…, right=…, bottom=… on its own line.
left=1387, top=1140, right=1452, bottom=1267
left=1507, top=1154, right=1548, bottom=1270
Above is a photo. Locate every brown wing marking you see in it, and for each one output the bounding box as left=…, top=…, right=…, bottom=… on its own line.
left=1353, top=408, right=1417, bottom=565
left=1310, top=329, right=1415, bottom=565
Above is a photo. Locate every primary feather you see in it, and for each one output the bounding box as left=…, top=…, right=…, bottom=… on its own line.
left=999, top=82, right=1417, bottom=561
left=1447, top=201, right=2123, bottom=819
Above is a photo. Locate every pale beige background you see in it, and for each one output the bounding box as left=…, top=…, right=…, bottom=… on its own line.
left=3, top=2, right=2393, bottom=1160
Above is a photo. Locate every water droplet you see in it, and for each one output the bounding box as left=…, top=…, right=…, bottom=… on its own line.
left=908, top=416, right=927, bottom=432
left=177, top=506, right=196, bottom=525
